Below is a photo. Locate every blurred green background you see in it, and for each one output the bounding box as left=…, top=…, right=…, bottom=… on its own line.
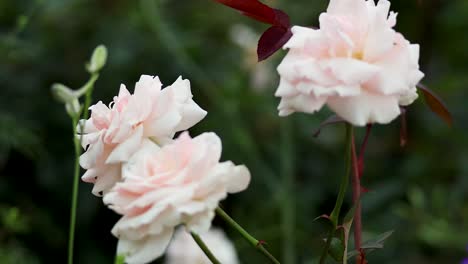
left=1, top=0, right=467, bottom=263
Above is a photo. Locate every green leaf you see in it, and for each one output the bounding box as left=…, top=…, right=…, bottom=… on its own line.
left=328, top=237, right=344, bottom=262
left=361, top=231, right=394, bottom=249
left=339, top=205, right=355, bottom=264
left=347, top=230, right=394, bottom=258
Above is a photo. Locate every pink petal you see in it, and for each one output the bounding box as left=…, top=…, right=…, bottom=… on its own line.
left=106, top=125, right=143, bottom=164
left=327, top=91, right=401, bottom=126
left=117, top=227, right=173, bottom=264
left=278, top=94, right=327, bottom=116
left=319, top=58, right=379, bottom=85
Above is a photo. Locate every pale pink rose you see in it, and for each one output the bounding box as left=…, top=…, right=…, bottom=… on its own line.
left=276, top=0, right=424, bottom=126
left=103, top=132, right=250, bottom=264
left=79, top=75, right=207, bottom=196
left=165, top=227, right=239, bottom=264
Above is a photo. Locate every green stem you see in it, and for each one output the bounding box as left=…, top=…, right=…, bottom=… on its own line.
left=215, top=207, right=280, bottom=264
left=81, top=73, right=98, bottom=119
left=67, top=73, right=98, bottom=264
left=319, top=124, right=353, bottom=264
left=191, top=232, right=222, bottom=264
left=68, top=117, right=80, bottom=264
left=114, top=255, right=125, bottom=264
left=74, top=73, right=99, bottom=99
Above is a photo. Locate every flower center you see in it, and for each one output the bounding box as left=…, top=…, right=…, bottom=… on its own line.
left=353, top=51, right=364, bottom=60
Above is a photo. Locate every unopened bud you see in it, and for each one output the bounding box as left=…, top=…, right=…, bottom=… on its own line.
left=65, top=99, right=82, bottom=118
left=51, top=83, right=76, bottom=103
left=86, top=45, right=108, bottom=73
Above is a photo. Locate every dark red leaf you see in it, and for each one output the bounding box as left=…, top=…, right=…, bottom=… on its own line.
left=214, top=0, right=288, bottom=27
left=272, top=9, right=290, bottom=28
left=214, top=0, right=292, bottom=60
left=257, top=25, right=292, bottom=61
left=313, top=115, right=346, bottom=138
left=416, top=84, right=453, bottom=126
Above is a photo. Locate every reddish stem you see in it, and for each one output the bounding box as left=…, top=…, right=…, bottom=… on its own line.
left=351, top=129, right=363, bottom=263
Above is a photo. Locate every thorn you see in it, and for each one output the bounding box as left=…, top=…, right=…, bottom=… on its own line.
left=361, top=186, right=370, bottom=193
left=358, top=249, right=368, bottom=264
left=257, top=240, right=267, bottom=247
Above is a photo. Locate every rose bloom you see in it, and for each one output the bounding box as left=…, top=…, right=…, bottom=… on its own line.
left=165, top=227, right=239, bottom=264
left=79, top=75, right=206, bottom=195
left=276, top=0, right=424, bottom=126
left=103, top=132, right=250, bottom=264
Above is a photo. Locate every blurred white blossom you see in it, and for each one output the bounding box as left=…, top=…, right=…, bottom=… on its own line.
left=165, top=227, right=239, bottom=264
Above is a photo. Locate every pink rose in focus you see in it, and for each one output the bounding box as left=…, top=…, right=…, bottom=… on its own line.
left=276, top=0, right=424, bottom=126
left=79, top=75, right=207, bottom=195
left=165, top=227, right=239, bottom=264
left=103, top=132, right=250, bottom=264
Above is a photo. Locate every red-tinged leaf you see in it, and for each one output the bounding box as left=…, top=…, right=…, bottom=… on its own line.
left=214, top=0, right=289, bottom=27
left=338, top=205, right=356, bottom=264
left=313, top=115, right=346, bottom=137
left=313, top=214, right=331, bottom=222
left=416, top=84, right=453, bottom=126
left=399, top=107, right=408, bottom=147
left=257, top=25, right=292, bottom=61
left=214, top=0, right=292, bottom=60
left=272, top=9, right=290, bottom=28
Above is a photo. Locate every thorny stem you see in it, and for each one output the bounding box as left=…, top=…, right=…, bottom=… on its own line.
left=351, top=128, right=363, bottom=263
left=67, top=73, right=98, bottom=264
left=319, top=124, right=353, bottom=264
left=215, top=207, right=281, bottom=264
left=191, top=232, right=222, bottom=264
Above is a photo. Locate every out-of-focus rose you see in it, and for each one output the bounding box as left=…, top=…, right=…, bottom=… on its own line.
left=276, top=0, right=424, bottom=126
left=230, top=24, right=274, bottom=91
left=165, top=227, right=239, bottom=264
left=79, top=75, right=207, bottom=195
left=103, top=132, right=250, bottom=264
